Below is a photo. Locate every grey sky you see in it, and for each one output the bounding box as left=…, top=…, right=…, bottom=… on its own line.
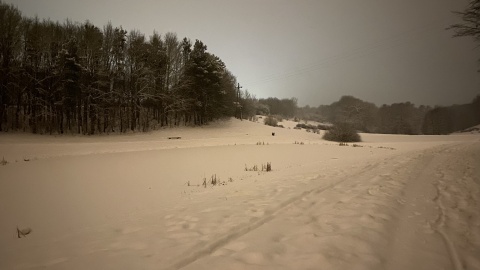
left=5, top=0, right=480, bottom=107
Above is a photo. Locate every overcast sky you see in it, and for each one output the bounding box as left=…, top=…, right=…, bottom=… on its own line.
left=5, top=0, right=480, bottom=107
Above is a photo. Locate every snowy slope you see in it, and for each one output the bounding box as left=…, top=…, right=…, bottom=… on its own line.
left=0, top=118, right=479, bottom=270
left=455, top=124, right=480, bottom=134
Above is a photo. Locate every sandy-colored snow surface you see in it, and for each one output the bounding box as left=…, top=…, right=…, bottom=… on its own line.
left=455, top=124, right=480, bottom=134
left=1, top=118, right=479, bottom=270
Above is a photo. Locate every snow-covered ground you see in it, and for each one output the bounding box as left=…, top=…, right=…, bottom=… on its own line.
left=0, top=118, right=479, bottom=270
left=455, top=124, right=480, bottom=134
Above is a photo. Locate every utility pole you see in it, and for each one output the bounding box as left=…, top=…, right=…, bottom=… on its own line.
left=237, top=83, right=243, bottom=120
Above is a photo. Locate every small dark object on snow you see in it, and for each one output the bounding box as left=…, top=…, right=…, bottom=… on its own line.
left=17, top=227, right=32, bottom=238
left=168, top=136, right=181, bottom=140
left=272, top=132, right=275, bottom=136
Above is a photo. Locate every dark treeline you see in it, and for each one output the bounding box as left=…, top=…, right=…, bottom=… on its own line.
left=296, top=95, right=480, bottom=135
left=422, top=95, right=480, bottom=134
left=2, top=0, right=478, bottom=136
left=0, top=2, right=257, bottom=134
left=257, top=97, right=297, bottom=117
left=294, top=0, right=480, bottom=136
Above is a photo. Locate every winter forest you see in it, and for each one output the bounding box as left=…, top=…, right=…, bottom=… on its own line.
left=1, top=1, right=479, bottom=135
left=0, top=1, right=259, bottom=134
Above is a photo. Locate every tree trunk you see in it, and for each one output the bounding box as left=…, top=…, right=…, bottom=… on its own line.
left=89, top=104, right=96, bottom=135
left=83, top=96, right=89, bottom=135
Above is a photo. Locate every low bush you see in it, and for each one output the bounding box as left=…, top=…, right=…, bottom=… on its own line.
left=323, top=122, right=361, bottom=142
left=296, top=123, right=330, bottom=130
left=264, top=162, right=272, bottom=172
left=273, top=115, right=283, bottom=122
left=245, top=162, right=272, bottom=172
left=264, top=116, right=278, bottom=127
left=317, top=124, right=331, bottom=130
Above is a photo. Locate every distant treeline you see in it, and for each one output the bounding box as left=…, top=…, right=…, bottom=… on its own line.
left=0, top=1, right=258, bottom=134
left=256, top=97, right=297, bottom=118
left=296, top=95, right=480, bottom=135
left=1, top=1, right=478, bottom=136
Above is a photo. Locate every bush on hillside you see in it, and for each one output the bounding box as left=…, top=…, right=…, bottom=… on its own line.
left=272, top=115, right=284, bottom=122
left=317, top=124, right=331, bottom=130
left=295, top=123, right=331, bottom=130
left=264, top=116, right=278, bottom=127
left=323, top=122, right=361, bottom=142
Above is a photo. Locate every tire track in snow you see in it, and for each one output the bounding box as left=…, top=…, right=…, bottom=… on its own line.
left=433, top=179, right=464, bottom=270
left=382, top=143, right=468, bottom=270
left=169, top=180, right=351, bottom=269
left=386, top=143, right=476, bottom=270
left=170, top=142, right=478, bottom=270
left=168, top=155, right=400, bottom=270
left=430, top=143, right=480, bottom=270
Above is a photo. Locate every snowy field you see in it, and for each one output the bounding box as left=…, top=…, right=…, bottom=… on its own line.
left=0, top=118, right=479, bottom=270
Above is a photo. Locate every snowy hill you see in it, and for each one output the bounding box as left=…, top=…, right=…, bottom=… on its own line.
left=1, top=118, right=479, bottom=269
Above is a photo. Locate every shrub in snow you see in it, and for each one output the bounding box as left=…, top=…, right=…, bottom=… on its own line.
left=211, top=174, right=218, bottom=186
left=264, top=162, right=272, bottom=172
left=323, top=122, right=361, bottom=142
left=317, top=124, right=331, bottom=130
left=296, top=123, right=330, bottom=130
left=264, top=116, right=278, bottom=127
left=245, top=162, right=272, bottom=172
left=273, top=115, right=283, bottom=122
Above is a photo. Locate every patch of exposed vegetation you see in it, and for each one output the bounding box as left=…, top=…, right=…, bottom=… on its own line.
left=323, top=122, right=361, bottom=143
